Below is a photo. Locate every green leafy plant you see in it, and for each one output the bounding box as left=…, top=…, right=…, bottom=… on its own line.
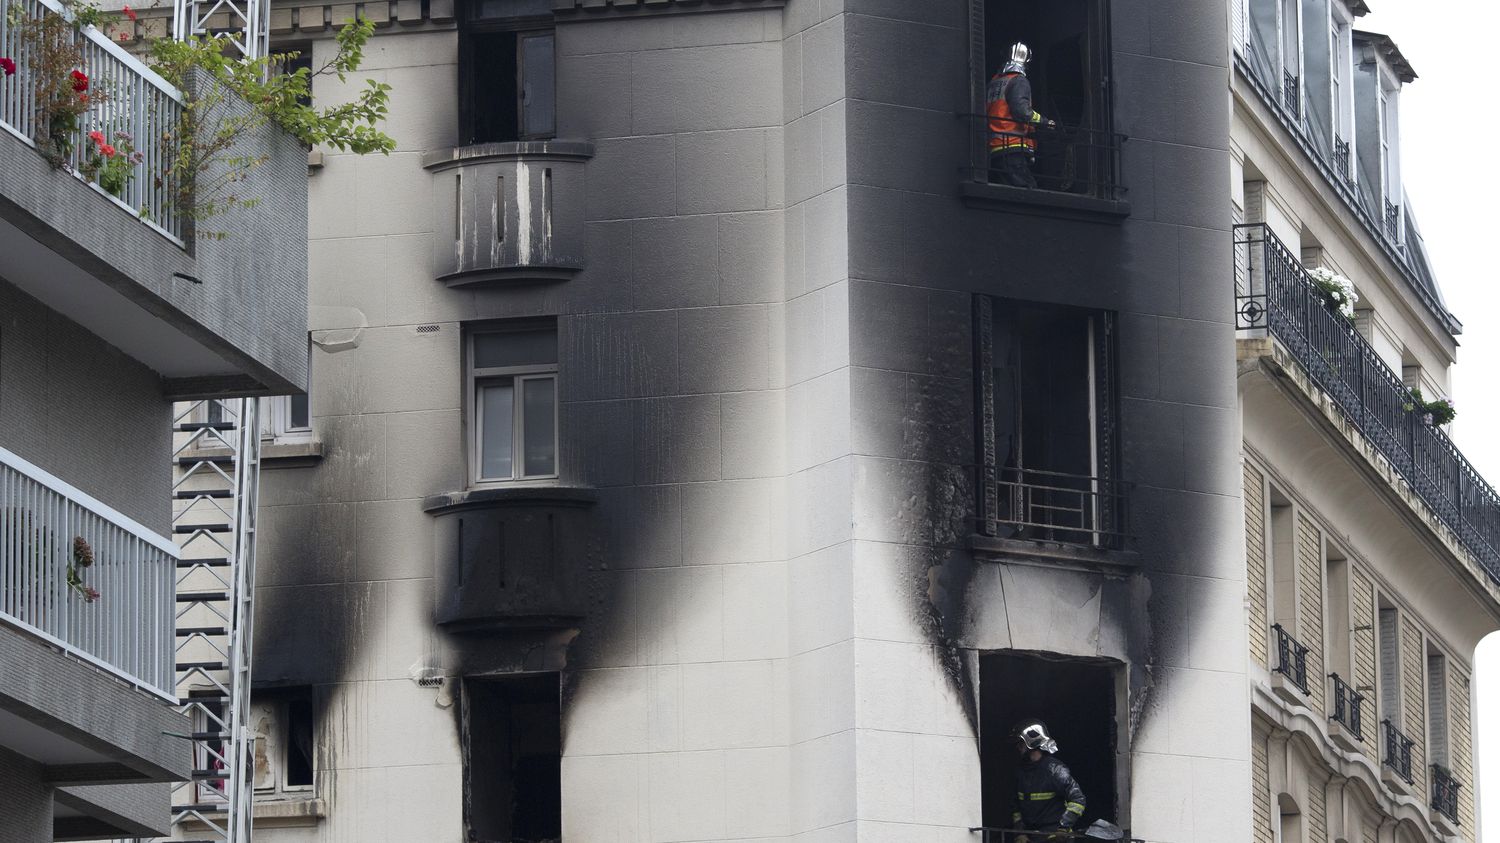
left=5, top=1, right=111, bottom=165
left=1403, top=387, right=1456, bottom=427
left=79, top=129, right=144, bottom=197
left=148, top=18, right=394, bottom=233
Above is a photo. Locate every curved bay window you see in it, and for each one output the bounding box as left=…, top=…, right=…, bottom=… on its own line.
left=976, top=297, right=1123, bottom=548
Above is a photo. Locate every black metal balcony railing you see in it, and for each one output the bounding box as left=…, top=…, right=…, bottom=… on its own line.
left=992, top=467, right=1129, bottom=551
left=1382, top=719, right=1415, bottom=784
left=1431, top=765, right=1461, bottom=824
left=1329, top=673, right=1365, bottom=740
left=1234, top=223, right=1500, bottom=588
left=1384, top=199, right=1401, bottom=242
left=1282, top=71, right=1301, bottom=120
left=1333, top=136, right=1352, bottom=185
left=971, top=828, right=1144, bottom=843
left=966, top=115, right=1128, bottom=202
left=1271, top=623, right=1311, bottom=694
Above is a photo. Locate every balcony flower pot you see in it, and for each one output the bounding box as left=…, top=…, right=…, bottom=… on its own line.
left=1308, top=266, right=1358, bottom=320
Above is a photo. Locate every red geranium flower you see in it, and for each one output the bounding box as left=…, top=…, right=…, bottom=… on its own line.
left=119, top=32, right=131, bottom=42
left=122, top=4, right=136, bottom=19
left=0, top=57, right=15, bottom=76
left=99, top=143, right=116, bottom=157
left=88, top=130, right=105, bottom=145
left=71, top=69, right=88, bottom=92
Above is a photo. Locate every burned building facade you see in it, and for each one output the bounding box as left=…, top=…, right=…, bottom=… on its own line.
left=173, top=0, right=1499, bottom=841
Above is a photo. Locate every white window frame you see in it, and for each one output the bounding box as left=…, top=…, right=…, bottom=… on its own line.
left=467, top=327, right=559, bottom=485
left=250, top=695, right=315, bottom=799
left=260, top=394, right=313, bottom=443
left=1330, top=7, right=1355, bottom=161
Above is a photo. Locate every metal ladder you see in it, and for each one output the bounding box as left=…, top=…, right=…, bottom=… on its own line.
left=161, top=398, right=262, bottom=843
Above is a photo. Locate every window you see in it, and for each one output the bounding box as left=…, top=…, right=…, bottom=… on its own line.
left=979, top=652, right=1122, bottom=831
left=262, top=393, right=312, bottom=442
left=977, top=0, right=1117, bottom=196
left=1325, top=545, right=1350, bottom=678
left=976, top=297, right=1120, bottom=547
left=251, top=690, right=316, bottom=797
left=274, top=44, right=315, bottom=107
left=459, top=0, right=555, bottom=144
left=462, top=673, right=561, bottom=843
left=1427, top=647, right=1449, bottom=769
left=1330, top=12, right=1353, bottom=160
left=468, top=323, right=558, bottom=483
left=1378, top=599, right=1400, bottom=722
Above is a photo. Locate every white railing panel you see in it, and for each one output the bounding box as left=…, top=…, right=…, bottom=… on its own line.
left=0, top=445, right=178, bottom=699
left=0, top=0, right=184, bottom=242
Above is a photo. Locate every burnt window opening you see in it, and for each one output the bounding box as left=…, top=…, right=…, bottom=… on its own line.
left=977, top=0, right=1117, bottom=196
left=459, top=0, right=556, bottom=145
left=463, top=673, right=561, bottom=843
left=976, top=297, right=1122, bottom=548
left=980, top=652, right=1122, bottom=832
left=251, top=688, right=316, bottom=797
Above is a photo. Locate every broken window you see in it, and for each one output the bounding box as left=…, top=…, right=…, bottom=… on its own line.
left=459, top=0, right=556, bottom=144
left=251, top=688, right=316, bottom=798
left=977, top=0, right=1116, bottom=195
left=979, top=652, right=1121, bottom=832
left=462, top=673, right=561, bottom=843
left=976, top=297, right=1121, bottom=548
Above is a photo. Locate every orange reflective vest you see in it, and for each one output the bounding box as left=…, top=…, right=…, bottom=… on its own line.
left=987, top=72, right=1039, bottom=153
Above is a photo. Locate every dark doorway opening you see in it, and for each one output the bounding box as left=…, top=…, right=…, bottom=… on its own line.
left=982, top=0, right=1113, bottom=194
left=462, top=673, right=562, bottom=843
left=980, top=651, right=1121, bottom=831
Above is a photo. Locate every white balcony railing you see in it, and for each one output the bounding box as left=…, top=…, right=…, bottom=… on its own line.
left=0, top=0, right=185, bottom=242
left=0, top=445, right=178, bottom=699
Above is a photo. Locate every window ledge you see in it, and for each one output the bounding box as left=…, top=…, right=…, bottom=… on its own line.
left=421, top=140, right=596, bottom=172
left=251, top=797, right=324, bottom=826
left=262, top=439, right=323, bottom=466
left=422, top=485, right=598, bottom=515
left=961, top=180, right=1131, bottom=224
left=969, top=533, right=1139, bottom=573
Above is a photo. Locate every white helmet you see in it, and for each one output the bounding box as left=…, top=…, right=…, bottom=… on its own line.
left=1003, top=42, right=1032, bottom=75
left=1014, top=720, right=1058, bottom=754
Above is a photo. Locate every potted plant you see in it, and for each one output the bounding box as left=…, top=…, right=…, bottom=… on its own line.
left=1403, top=388, right=1456, bottom=427
left=1308, top=267, right=1358, bottom=320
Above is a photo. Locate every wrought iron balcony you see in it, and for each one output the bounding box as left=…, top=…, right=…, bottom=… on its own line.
left=1282, top=71, right=1301, bottom=120
left=1234, top=223, right=1500, bottom=588
left=1431, top=764, right=1461, bottom=824
left=1384, top=199, right=1402, bottom=242
left=1382, top=719, right=1415, bottom=784
left=0, top=0, right=184, bottom=241
left=965, top=115, right=1129, bottom=203
left=1271, top=623, right=1310, bottom=694
left=1329, top=673, right=1365, bottom=740
left=988, top=467, right=1129, bottom=551
left=0, top=446, right=177, bottom=698
left=1333, top=136, right=1352, bottom=186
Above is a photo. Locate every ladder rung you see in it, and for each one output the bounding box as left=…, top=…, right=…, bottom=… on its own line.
left=191, top=769, right=229, bottom=780
left=174, top=421, right=236, bottom=432
left=176, top=591, right=229, bottom=603
left=176, top=557, right=230, bottom=569
left=174, top=523, right=232, bottom=534
left=174, top=489, right=234, bottom=499
left=190, top=731, right=230, bottom=740
left=176, top=661, right=228, bottom=671
left=176, top=454, right=235, bottom=466
left=174, top=803, right=229, bottom=813
left=176, top=626, right=228, bottom=637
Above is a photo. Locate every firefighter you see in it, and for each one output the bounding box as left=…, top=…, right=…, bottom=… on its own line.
left=987, top=42, right=1056, bottom=188
left=1010, top=720, right=1086, bottom=842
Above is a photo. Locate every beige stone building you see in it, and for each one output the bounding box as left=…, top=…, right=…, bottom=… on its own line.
left=1234, top=1, right=1500, bottom=841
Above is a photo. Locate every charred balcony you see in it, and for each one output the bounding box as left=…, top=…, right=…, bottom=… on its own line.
left=422, top=486, right=598, bottom=631
left=422, top=142, right=592, bottom=288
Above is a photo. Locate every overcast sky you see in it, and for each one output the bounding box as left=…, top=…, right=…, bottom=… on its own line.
left=1340, top=2, right=1500, bottom=835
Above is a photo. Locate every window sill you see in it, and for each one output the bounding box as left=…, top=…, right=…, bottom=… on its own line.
left=968, top=533, right=1139, bottom=573
left=422, top=484, right=598, bottom=515
left=421, top=139, right=595, bottom=172
left=251, top=797, right=324, bottom=827
left=961, top=180, right=1131, bottom=224
left=262, top=439, right=323, bottom=467
left=1380, top=768, right=1414, bottom=798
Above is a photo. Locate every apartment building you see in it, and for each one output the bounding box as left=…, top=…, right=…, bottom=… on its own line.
left=0, top=2, right=309, bottom=840
left=1233, top=1, right=1500, bottom=842
left=201, top=1, right=1261, bottom=841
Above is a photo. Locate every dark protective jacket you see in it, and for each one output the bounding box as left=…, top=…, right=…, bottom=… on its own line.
left=1011, top=754, right=1086, bottom=831
left=987, top=71, right=1042, bottom=152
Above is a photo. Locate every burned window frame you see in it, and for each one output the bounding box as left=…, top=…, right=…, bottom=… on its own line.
left=973, top=295, right=1123, bottom=548
left=250, top=687, right=316, bottom=800
left=458, top=0, right=557, bottom=145
left=460, top=672, right=563, bottom=843
left=967, top=0, right=1121, bottom=198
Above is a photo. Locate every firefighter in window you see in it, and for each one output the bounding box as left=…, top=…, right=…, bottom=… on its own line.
left=1010, top=720, right=1086, bottom=842
left=988, top=43, right=1056, bottom=189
